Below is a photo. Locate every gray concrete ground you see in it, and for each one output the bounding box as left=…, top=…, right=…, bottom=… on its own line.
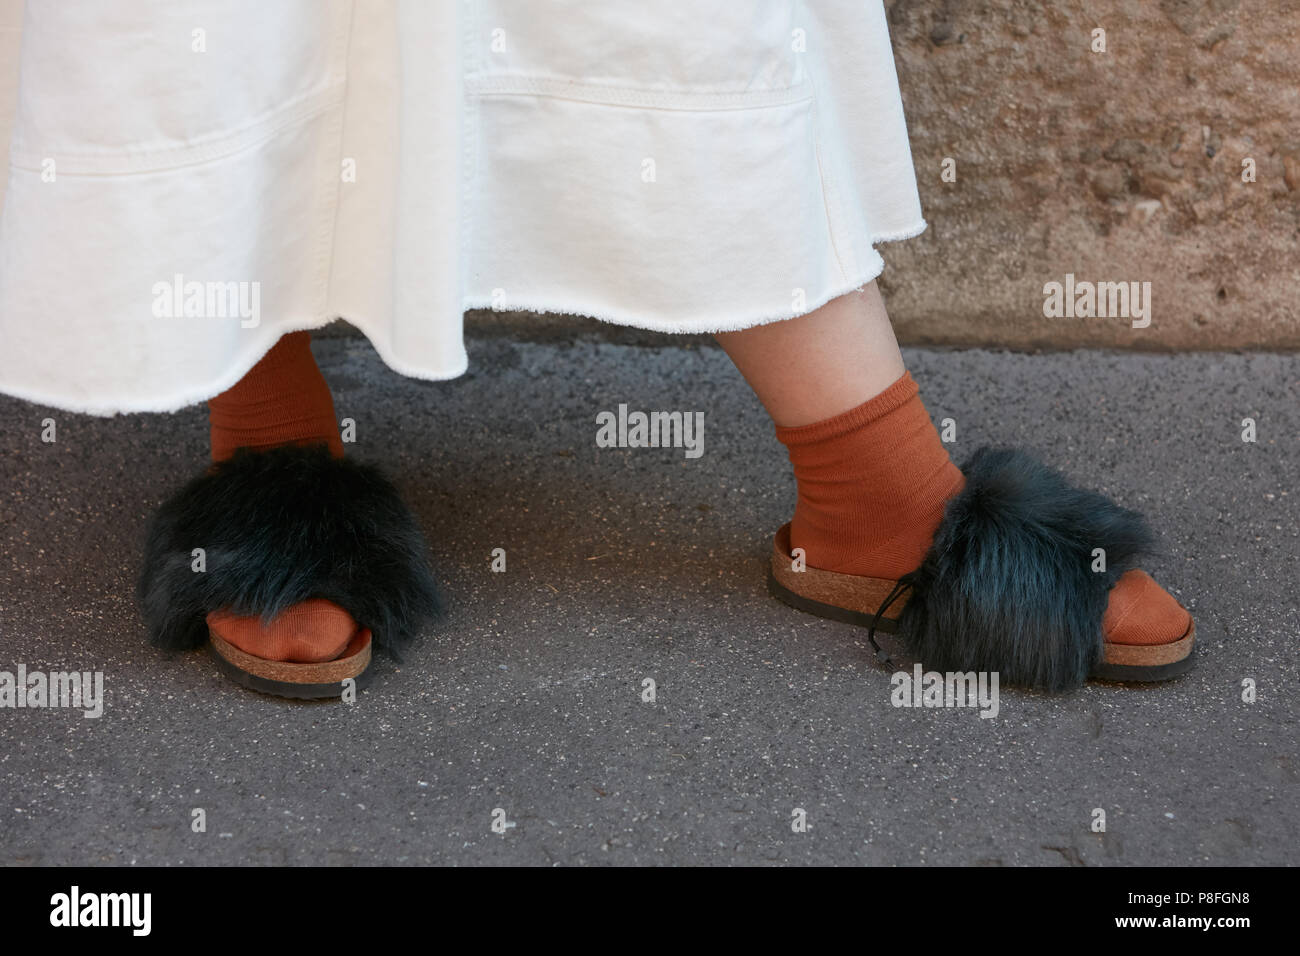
left=0, top=330, right=1296, bottom=866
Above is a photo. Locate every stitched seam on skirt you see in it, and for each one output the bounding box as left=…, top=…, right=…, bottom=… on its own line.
left=8, top=82, right=346, bottom=177
left=464, top=75, right=814, bottom=112
left=807, top=76, right=850, bottom=283
left=462, top=0, right=481, bottom=310
left=313, top=1, right=355, bottom=319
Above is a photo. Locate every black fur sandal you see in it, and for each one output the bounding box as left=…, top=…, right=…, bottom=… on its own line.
left=769, top=447, right=1195, bottom=692
left=138, top=445, right=440, bottom=698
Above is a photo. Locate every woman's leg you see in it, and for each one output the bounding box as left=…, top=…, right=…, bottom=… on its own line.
left=716, top=282, right=963, bottom=581
left=140, top=326, right=440, bottom=694
left=715, top=282, right=1189, bottom=651
left=715, top=282, right=903, bottom=427
left=203, top=331, right=358, bottom=663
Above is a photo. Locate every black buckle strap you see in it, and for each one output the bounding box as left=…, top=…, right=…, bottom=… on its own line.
left=866, top=579, right=913, bottom=667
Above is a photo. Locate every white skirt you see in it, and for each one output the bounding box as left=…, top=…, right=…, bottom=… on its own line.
left=0, top=0, right=925, bottom=415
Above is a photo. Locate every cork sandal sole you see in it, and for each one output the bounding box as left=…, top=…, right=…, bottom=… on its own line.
left=767, top=523, right=1196, bottom=682
left=207, top=628, right=373, bottom=700
left=767, top=523, right=905, bottom=632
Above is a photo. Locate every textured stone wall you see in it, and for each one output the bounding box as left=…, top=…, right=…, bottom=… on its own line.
left=877, top=0, right=1300, bottom=349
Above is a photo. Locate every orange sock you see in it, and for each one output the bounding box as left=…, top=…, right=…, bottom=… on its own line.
left=775, top=371, right=965, bottom=580
left=206, top=600, right=360, bottom=663
left=208, top=331, right=344, bottom=463
left=206, top=333, right=354, bottom=662
left=1103, top=570, right=1191, bottom=645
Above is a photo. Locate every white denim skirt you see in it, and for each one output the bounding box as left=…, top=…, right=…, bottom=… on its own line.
left=0, top=0, right=925, bottom=414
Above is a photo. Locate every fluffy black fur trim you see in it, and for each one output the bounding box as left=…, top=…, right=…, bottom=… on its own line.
left=896, top=447, right=1153, bottom=691
left=139, top=444, right=440, bottom=656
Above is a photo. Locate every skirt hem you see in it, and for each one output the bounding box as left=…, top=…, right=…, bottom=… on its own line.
left=461, top=221, right=926, bottom=336
left=0, top=315, right=469, bottom=418
left=0, top=221, right=923, bottom=417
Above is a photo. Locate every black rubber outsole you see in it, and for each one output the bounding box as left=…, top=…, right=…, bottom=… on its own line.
left=767, top=569, right=1195, bottom=684
left=1089, top=646, right=1198, bottom=684
left=207, top=644, right=375, bottom=700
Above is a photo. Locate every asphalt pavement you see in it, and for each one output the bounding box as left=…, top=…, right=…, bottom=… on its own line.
left=0, top=328, right=1296, bottom=865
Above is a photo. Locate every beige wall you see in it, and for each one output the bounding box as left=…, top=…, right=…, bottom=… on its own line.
left=876, top=0, right=1300, bottom=349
